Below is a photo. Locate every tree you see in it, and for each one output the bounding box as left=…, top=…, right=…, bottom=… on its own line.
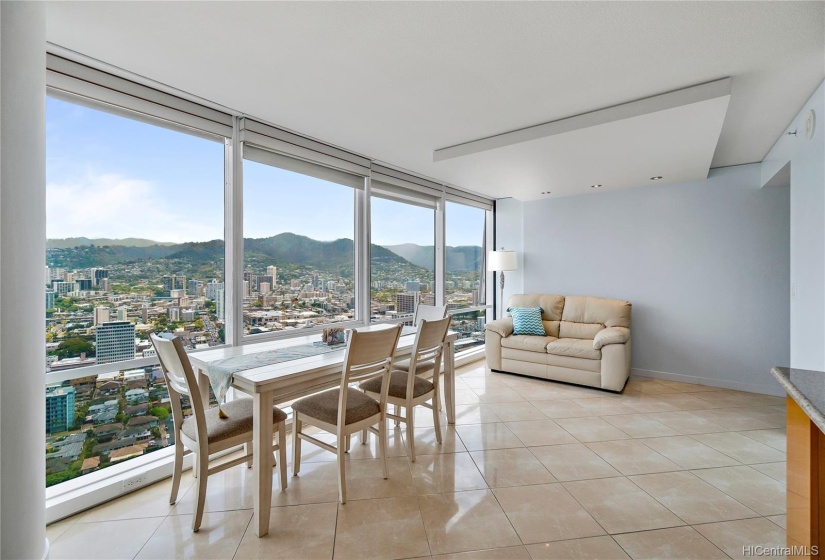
left=56, top=337, right=94, bottom=359
left=149, top=407, right=169, bottom=421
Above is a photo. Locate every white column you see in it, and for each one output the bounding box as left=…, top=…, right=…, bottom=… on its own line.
left=1, top=2, right=47, bottom=559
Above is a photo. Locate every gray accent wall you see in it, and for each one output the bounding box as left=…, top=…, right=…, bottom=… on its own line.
left=517, top=164, right=790, bottom=395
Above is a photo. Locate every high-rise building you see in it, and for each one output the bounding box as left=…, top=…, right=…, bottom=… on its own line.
left=95, top=321, right=136, bottom=365
left=266, top=266, right=277, bottom=285
left=396, top=292, right=420, bottom=315
left=311, top=272, right=319, bottom=289
left=257, top=275, right=273, bottom=291
left=162, top=274, right=186, bottom=296
left=216, top=289, right=226, bottom=322
left=259, top=282, right=271, bottom=294
left=46, top=385, right=76, bottom=434
left=116, top=306, right=128, bottom=321
left=52, top=281, right=76, bottom=296
left=45, top=290, right=55, bottom=310
left=76, top=279, right=93, bottom=291
left=93, top=307, right=110, bottom=325
left=99, top=278, right=111, bottom=292
left=405, top=281, right=421, bottom=292
left=48, top=267, right=67, bottom=282
left=168, top=307, right=181, bottom=321
left=205, top=280, right=224, bottom=301
left=141, top=304, right=149, bottom=324
left=243, top=280, right=251, bottom=297
left=89, top=268, right=109, bottom=287
left=243, top=271, right=257, bottom=291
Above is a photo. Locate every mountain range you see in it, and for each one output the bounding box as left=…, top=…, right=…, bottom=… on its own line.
left=46, top=234, right=482, bottom=274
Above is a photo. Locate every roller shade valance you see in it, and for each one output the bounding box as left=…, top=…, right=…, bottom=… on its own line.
left=445, top=186, right=494, bottom=211
left=370, top=164, right=444, bottom=202
left=46, top=54, right=233, bottom=139
left=243, top=145, right=366, bottom=190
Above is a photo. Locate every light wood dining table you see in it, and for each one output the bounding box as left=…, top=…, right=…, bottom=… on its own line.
left=188, top=324, right=459, bottom=537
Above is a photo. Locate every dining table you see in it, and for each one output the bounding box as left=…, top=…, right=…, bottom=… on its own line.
left=187, top=324, right=459, bottom=537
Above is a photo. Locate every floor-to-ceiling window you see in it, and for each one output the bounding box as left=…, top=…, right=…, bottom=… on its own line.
left=45, top=95, right=226, bottom=486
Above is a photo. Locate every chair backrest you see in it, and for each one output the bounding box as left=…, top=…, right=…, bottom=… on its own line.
left=408, top=316, right=451, bottom=378
left=414, top=304, right=447, bottom=325
left=337, top=325, right=402, bottom=423
left=150, top=333, right=208, bottom=447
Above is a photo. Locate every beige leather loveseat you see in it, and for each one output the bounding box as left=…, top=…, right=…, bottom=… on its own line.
left=485, top=294, right=632, bottom=392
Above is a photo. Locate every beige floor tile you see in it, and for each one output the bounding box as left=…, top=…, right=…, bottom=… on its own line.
left=751, top=461, right=786, bottom=483
left=601, top=414, right=680, bottom=438
left=233, top=502, right=337, bottom=560
left=689, top=409, right=775, bottom=431
left=692, top=432, right=785, bottom=464
left=454, top=423, right=524, bottom=451
left=530, top=399, right=594, bottom=419
left=530, top=443, right=621, bottom=482
left=333, top=496, right=430, bottom=560
left=621, top=396, right=681, bottom=413
left=650, top=379, right=721, bottom=393
left=412, top=406, right=448, bottom=428
left=625, top=380, right=682, bottom=395
left=48, top=517, right=164, bottom=560
left=418, top=490, right=521, bottom=555
left=504, top=419, right=578, bottom=447
left=494, top=483, right=605, bottom=544
left=472, top=386, right=527, bottom=403
left=432, top=545, right=531, bottom=560
left=485, top=402, right=548, bottom=422
left=78, top=476, right=189, bottom=522
left=694, top=518, right=785, bottom=559
left=452, top=404, right=502, bottom=425
left=650, top=392, right=724, bottom=411
left=470, top=448, right=556, bottom=487
left=46, top=514, right=83, bottom=544
left=554, top=417, right=632, bottom=443
left=767, top=515, right=786, bottom=529
left=586, top=440, right=682, bottom=475
left=452, top=390, right=482, bottom=405
left=613, top=526, right=728, bottom=559
left=288, top=427, right=409, bottom=463
left=172, top=467, right=256, bottom=515
left=404, top=426, right=467, bottom=456
left=135, top=509, right=252, bottom=559
left=645, top=411, right=728, bottom=434
left=460, top=377, right=512, bottom=391
left=628, top=471, right=758, bottom=524
left=691, top=465, right=785, bottom=516
left=640, top=436, right=740, bottom=469
left=563, top=477, right=684, bottom=534
left=740, top=429, right=786, bottom=452
left=525, top=536, right=630, bottom=559
left=409, top=452, right=489, bottom=495
left=571, top=397, right=638, bottom=416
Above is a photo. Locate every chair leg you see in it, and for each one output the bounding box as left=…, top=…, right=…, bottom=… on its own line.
left=432, top=394, right=443, bottom=445
left=292, top=413, right=302, bottom=476
left=361, top=428, right=368, bottom=444
left=191, top=450, right=209, bottom=532
left=379, top=419, right=389, bottom=479
left=394, top=404, right=401, bottom=427
left=244, top=442, right=253, bottom=468
left=277, top=422, right=288, bottom=491
left=169, top=441, right=184, bottom=505
left=192, top=453, right=198, bottom=479
left=406, top=404, right=416, bottom=462
left=337, top=431, right=348, bottom=504
left=345, top=434, right=352, bottom=453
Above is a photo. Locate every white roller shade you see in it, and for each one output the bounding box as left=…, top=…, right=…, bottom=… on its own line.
left=444, top=185, right=494, bottom=211
left=46, top=54, right=233, bottom=139
left=370, top=164, right=444, bottom=206
left=244, top=145, right=365, bottom=190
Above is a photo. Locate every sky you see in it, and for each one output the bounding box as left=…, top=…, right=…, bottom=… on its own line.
left=46, top=96, right=485, bottom=247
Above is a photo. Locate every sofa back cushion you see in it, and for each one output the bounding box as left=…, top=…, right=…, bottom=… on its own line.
left=561, top=296, right=632, bottom=328
left=508, top=294, right=564, bottom=338
left=559, top=321, right=604, bottom=340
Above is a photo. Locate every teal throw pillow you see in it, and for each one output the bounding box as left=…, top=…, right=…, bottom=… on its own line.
left=508, top=307, right=546, bottom=336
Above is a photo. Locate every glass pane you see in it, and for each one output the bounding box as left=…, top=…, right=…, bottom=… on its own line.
left=445, top=202, right=488, bottom=354
left=242, top=158, right=357, bottom=335
left=370, top=197, right=435, bottom=323
left=45, top=96, right=225, bottom=485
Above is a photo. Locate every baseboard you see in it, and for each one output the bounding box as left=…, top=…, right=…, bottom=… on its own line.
left=630, top=368, right=785, bottom=397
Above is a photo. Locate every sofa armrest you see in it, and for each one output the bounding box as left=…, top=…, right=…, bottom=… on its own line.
left=593, top=327, right=631, bottom=350
left=485, top=318, right=514, bottom=338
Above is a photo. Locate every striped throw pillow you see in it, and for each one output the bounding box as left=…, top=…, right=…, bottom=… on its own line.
left=507, top=307, right=546, bottom=336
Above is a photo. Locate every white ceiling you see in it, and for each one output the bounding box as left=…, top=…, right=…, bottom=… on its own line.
left=44, top=1, right=824, bottom=201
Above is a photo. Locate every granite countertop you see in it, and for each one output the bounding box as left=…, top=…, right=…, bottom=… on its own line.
left=772, top=366, right=825, bottom=433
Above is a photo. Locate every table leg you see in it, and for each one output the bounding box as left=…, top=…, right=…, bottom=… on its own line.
left=253, top=390, right=274, bottom=537
left=444, top=342, right=456, bottom=424
left=197, top=368, right=210, bottom=410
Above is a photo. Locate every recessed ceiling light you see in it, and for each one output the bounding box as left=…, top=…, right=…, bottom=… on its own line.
left=540, top=191, right=551, bottom=195
left=591, top=184, right=602, bottom=188
left=650, top=176, right=663, bottom=180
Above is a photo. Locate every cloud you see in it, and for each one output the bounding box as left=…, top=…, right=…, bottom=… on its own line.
left=47, top=169, right=222, bottom=243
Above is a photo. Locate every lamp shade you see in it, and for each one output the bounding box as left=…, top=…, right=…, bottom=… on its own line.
left=488, top=250, right=517, bottom=271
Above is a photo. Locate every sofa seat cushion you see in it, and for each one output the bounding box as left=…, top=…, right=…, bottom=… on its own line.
left=546, top=338, right=602, bottom=360
left=502, top=335, right=558, bottom=353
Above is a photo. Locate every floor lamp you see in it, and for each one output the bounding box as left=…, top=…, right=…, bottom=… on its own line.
left=488, top=249, right=517, bottom=319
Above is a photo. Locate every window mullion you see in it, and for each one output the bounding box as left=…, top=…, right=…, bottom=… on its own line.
left=225, top=117, right=244, bottom=346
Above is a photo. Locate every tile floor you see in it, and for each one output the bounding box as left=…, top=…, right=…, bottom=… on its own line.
left=47, top=362, right=789, bottom=559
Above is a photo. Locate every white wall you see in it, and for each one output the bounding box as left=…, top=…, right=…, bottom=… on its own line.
left=513, top=164, right=790, bottom=395
left=1, top=2, right=48, bottom=558
left=493, top=198, right=524, bottom=319
left=761, top=81, right=824, bottom=371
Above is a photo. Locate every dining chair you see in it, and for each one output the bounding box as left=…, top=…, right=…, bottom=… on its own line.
left=360, top=317, right=451, bottom=462
left=291, top=325, right=402, bottom=504
left=414, top=304, right=448, bottom=324
left=150, top=333, right=288, bottom=532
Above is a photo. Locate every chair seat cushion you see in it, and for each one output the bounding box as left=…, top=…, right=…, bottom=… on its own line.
left=392, top=358, right=436, bottom=376
left=293, top=388, right=380, bottom=425
left=181, top=397, right=287, bottom=443
left=546, top=338, right=602, bottom=360
left=501, top=335, right=558, bottom=353
left=359, top=371, right=435, bottom=399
